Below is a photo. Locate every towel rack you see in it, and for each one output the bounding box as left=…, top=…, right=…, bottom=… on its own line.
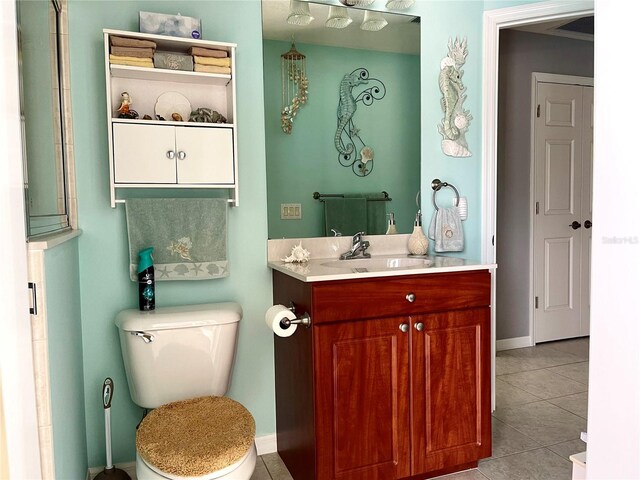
left=313, top=191, right=392, bottom=202
left=431, top=179, right=459, bottom=210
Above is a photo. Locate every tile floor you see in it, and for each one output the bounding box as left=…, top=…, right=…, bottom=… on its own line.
left=252, top=337, right=589, bottom=480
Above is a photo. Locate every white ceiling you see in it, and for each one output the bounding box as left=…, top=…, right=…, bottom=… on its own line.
left=512, top=15, right=594, bottom=42
left=261, top=0, right=420, bottom=55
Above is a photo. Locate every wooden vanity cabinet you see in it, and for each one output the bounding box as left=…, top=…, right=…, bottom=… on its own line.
left=272, top=269, right=492, bottom=480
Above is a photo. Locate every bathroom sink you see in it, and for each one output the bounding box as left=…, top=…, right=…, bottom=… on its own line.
left=321, top=256, right=433, bottom=271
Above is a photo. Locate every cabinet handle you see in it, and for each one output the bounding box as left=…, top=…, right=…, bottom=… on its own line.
left=414, top=322, right=424, bottom=332
left=166, top=150, right=176, bottom=159
left=399, top=323, right=409, bottom=333
left=177, top=151, right=187, bottom=160
left=406, top=293, right=416, bottom=303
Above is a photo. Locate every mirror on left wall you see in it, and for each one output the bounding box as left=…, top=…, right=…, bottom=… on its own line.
left=17, top=0, right=70, bottom=238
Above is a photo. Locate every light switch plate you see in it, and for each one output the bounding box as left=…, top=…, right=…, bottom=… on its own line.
left=281, top=203, right=302, bottom=220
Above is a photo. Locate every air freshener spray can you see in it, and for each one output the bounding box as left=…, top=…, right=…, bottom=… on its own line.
left=137, top=247, right=155, bottom=311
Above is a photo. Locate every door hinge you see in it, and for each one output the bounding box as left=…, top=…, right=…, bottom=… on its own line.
left=28, top=282, right=37, bottom=315
left=535, top=201, right=539, bottom=215
left=536, top=104, right=541, bottom=118
left=535, top=296, right=539, bottom=309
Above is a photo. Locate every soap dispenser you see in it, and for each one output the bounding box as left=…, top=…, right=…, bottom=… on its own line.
left=407, top=211, right=429, bottom=256
left=386, top=213, right=398, bottom=235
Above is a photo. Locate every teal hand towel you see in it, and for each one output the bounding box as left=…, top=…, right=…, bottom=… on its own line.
left=363, top=193, right=387, bottom=235
left=126, top=198, right=228, bottom=281
left=323, top=198, right=367, bottom=236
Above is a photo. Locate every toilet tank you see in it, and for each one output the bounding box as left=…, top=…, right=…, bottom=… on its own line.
left=115, top=302, right=242, bottom=409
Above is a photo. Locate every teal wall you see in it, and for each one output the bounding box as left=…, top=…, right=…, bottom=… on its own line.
left=45, top=238, right=87, bottom=479
left=61, top=0, right=539, bottom=468
left=264, top=40, right=421, bottom=238
left=418, top=1, right=485, bottom=259
left=68, top=0, right=272, bottom=466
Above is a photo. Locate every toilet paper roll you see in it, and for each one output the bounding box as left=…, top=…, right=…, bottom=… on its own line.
left=265, top=304, right=298, bottom=337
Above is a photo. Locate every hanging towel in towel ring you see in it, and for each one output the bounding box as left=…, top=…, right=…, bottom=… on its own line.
left=126, top=198, right=228, bottom=281
left=429, top=207, right=464, bottom=252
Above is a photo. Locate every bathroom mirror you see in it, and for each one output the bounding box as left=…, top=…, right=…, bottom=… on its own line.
left=262, top=1, right=420, bottom=239
left=17, top=0, right=70, bottom=237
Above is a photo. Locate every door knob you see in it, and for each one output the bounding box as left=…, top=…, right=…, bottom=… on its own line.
left=584, top=220, right=592, bottom=229
left=177, top=151, right=187, bottom=160
left=414, top=322, right=424, bottom=332
left=399, top=323, right=409, bottom=333
left=570, top=221, right=582, bottom=230
left=166, top=150, right=176, bottom=159
left=406, top=293, right=416, bottom=303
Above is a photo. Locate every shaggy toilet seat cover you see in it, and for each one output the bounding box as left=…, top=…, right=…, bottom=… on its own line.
left=136, top=396, right=255, bottom=477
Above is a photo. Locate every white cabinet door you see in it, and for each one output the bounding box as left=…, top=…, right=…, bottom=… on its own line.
left=113, top=124, right=176, bottom=184
left=175, top=127, right=234, bottom=184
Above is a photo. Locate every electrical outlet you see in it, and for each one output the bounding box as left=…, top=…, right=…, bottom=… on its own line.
left=280, top=203, right=302, bottom=220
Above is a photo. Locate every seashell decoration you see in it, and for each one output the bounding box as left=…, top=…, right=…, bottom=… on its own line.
left=282, top=242, right=311, bottom=263
left=360, top=146, right=374, bottom=164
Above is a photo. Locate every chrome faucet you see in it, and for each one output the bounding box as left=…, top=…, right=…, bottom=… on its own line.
left=340, top=232, right=371, bottom=260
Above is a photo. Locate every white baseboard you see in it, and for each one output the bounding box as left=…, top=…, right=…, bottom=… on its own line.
left=87, top=435, right=277, bottom=479
left=255, top=433, right=277, bottom=455
left=87, top=462, right=137, bottom=480
left=496, top=336, right=533, bottom=351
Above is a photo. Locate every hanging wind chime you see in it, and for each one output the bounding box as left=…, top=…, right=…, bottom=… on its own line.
left=281, top=41, right=309, bottom=134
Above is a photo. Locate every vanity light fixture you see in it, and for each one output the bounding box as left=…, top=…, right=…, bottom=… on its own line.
left=360, top=10, right=388, bottom=31
left=385, top=0, right=415, bottom=9
left=287, top=0, right=314, bottom=26
left=326, top=6, right=353, bottom=28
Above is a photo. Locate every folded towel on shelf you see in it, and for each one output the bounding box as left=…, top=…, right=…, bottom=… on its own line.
left=110, top=58, right=154, bottom=68
left=110, top=35, right=156, bottom=50
left=193, top=56, right=232, bottom=67
left=428, top=207, right=464, bottom=252
left=110, top=54, right=155, bottom=64
left=194, top=64, right=231, bottom=75
left=110, top=46, right=155, bottom=58
left=323, top=198, right=367, bottom=237
left=190, top=46, right=228, bottom=58
left=126, top=198, right=229, bottom=281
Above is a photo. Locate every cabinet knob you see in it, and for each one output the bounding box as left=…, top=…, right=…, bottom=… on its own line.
left=414, top=322, right=424, bottom=332
left=399, top=323, right=409, bottom=333
left=177, top=151, right=187, bottom=160
left=406, top=293, right=416, bottom=303
left=166, top=150, right=176, bottom=159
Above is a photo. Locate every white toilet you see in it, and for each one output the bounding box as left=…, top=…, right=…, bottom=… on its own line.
left=116, top=302, right=256, bottom=480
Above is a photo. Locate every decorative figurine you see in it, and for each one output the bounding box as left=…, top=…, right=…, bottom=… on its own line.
left=116, top=91, right=138, bottom=119
left=142, top=114, right=152, bottom=120
left=189, top=107, right=227, bottom=124
left=438, top=37, right=473, bottom=157
left=171, top=112, right=183, bottom=122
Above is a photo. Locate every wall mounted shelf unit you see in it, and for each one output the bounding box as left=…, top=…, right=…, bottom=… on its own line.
left=103, top=29, right=239, bottom=207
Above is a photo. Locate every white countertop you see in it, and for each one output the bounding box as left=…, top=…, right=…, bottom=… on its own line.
left=268, top=254, right=496, bottom=283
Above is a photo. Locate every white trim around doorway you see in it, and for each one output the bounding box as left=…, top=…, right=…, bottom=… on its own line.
left=481, top=0, right=594, bottom=411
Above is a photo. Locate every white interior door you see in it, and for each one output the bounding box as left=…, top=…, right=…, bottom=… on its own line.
left=534, top=81, right=592, bottom=342
left=580, top=86, right=593, bottom=337
left=176, top=127, right=234, bottom=184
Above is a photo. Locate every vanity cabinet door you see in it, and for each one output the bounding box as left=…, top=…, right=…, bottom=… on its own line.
left=113, top=123, right=177, bottom=184
left=175, top=127, right=234, bottom=184
left=410, top=308, right=492, bottom=475
left=314, top=316, right=411, bottom=480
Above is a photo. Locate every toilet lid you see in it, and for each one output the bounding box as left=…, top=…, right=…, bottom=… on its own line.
left=136, top=396, right=255, bottom=477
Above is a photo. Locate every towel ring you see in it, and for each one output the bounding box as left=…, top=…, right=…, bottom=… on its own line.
left=431, top=178, right=460, bottom=211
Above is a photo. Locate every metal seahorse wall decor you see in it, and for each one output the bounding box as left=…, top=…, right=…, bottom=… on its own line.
left=334, top=68, right=386, bottom=177
left=437, top=37, right=473, bottom=158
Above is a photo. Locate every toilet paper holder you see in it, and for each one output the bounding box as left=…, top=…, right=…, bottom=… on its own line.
left=280, top=302, right=312, bottom=329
